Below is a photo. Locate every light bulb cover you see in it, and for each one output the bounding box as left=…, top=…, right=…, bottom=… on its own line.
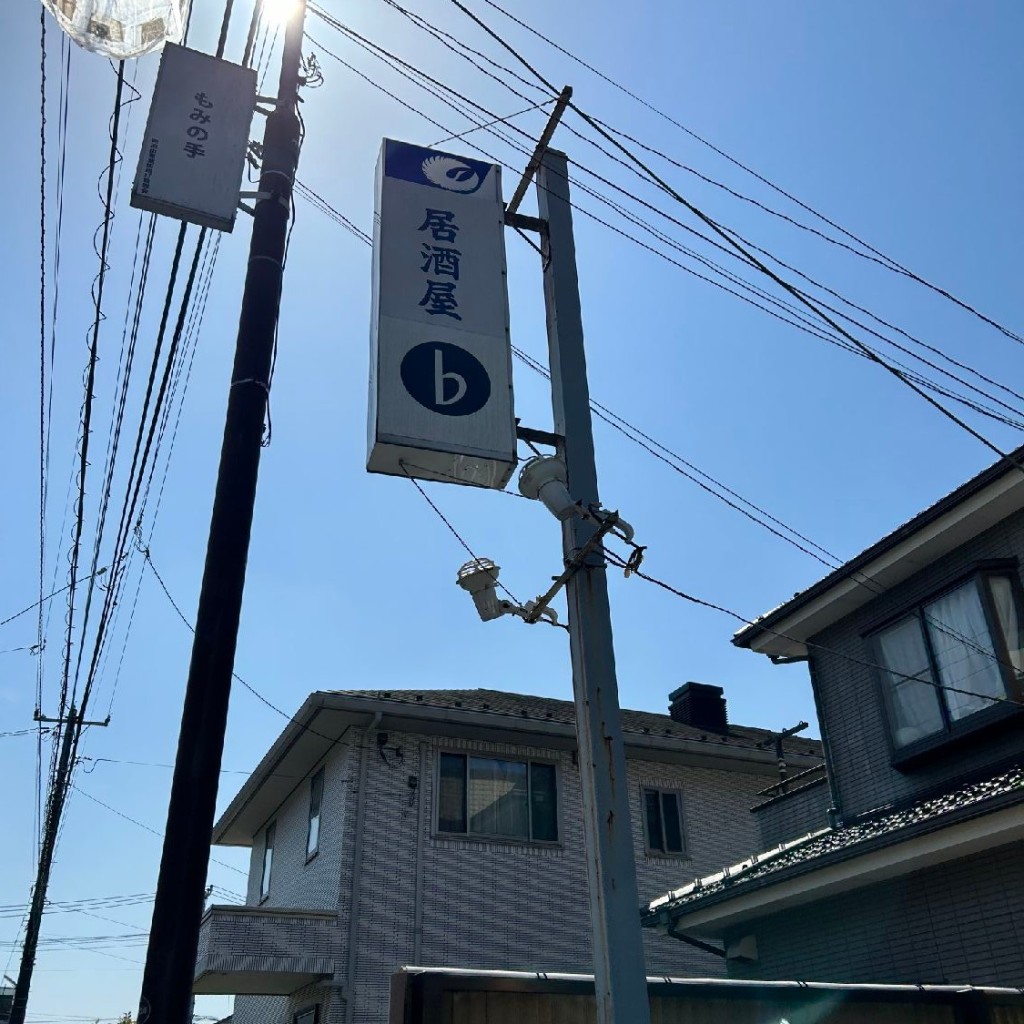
left=518, top=455, right=577, bottom=521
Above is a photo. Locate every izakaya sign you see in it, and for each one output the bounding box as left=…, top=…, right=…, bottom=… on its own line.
left=131, top=44, right=256, bottom=232
left=367, top=139, right=517, bottom=489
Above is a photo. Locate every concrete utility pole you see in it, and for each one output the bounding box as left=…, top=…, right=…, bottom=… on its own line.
left=9, top=710, right=78, bottom=1024
left=535, top=151, right=652, bottom=1024
left=136, top=5, right=307, bottom=1021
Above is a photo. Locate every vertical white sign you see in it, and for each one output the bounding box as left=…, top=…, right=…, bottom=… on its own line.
left=367, top=139, right=517, bottom=489
left=131, top=44, right=256, bottom=232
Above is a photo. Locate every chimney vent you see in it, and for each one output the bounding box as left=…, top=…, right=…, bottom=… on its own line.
left=668, top=682, right=728, bottom=733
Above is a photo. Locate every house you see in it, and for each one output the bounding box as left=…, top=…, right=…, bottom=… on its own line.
left=193, top=685, right=823, bottom=1023
left=644, top=446, right=1024, bottom=987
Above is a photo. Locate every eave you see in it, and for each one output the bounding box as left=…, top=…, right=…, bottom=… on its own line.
left=212, top=691, right=822, bottom=847
left=734, top=452, right=1024, bottom=659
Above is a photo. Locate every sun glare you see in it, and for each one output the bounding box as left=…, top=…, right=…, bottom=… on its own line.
left=261, top=0, right=301, bottom=26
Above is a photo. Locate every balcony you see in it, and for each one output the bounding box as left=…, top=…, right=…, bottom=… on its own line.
left=193, top=904, right=340, bottom=995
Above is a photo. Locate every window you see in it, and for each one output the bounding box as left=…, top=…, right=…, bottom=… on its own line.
left=306, top=767, right=324, bottom=860
left=643, top=788, right=686, bottom=855
left=293, top=1008, right=318, bottom=1024
left=438, top=753, right=558, bottom=842
left=871, top=571, right=1024, bottom=754
left=259, top=821, right=275, bottom=900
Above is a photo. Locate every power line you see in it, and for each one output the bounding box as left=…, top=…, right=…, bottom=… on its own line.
left=283, top=194, right=850, bottom=573
left=55, top=62, right=126, bottom=728
left=443, top=0, right=1022, bottom=467
left=141, top=548, right=349, bottom=745
left=399, top=463, right=521, bottom=604
left=294, top=179, right=372, bottom=243
left=466, top=0, right=1024, bottom=347
left=297, top=34, right=1017, bottom=674
left=599, top=545, right=1024, bottom=713
left=380, top=0, right=1024, bottom=378
left=0, top=577, right=108, bottom=632
left=307, top=16, right=1022, bottom=431
left=430, top=98, right=554, bottom=146
left=71, top=786, right=248, bottom=877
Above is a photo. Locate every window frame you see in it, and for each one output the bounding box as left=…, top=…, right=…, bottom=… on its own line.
left=434, top=750, right=561, bottom=846
left=641, top=785, right=689, bottom=858
left=259, top=820, right=276, bottom=902
left=306, top=766, right=325, bottom=863
left=866, top=564, right=1024, bottom=764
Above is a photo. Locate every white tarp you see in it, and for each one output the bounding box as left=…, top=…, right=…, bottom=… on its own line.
left=42, top=0, right=190, bottom=59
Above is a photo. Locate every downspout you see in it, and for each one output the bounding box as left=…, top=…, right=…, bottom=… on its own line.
left=412, top=741, right=427, bottom=963
left=344, top=712, right=381, bottom=1024
left=806, top=655, right=844, bottom=826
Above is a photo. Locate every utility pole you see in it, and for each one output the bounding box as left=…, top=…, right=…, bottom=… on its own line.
left=136, top=5, right=306, bottom=1021
left=535, top=151, right=652, bottom=1024
left=9, top=709, right=78, bottom=1024
left=11, top=705, right=110, bottom=1024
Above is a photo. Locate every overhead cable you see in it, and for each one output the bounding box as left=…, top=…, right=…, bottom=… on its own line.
left=466, top=0, right=1024, bottom=346
left=306, top=17, right=1023, bottom=430
left=443, top=0, right=1022, bottom=466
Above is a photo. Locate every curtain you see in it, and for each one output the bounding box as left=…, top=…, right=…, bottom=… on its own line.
left=924, top=582, right=1004, bottom=720
left=468, top=757, right=529, bottom=838
left=990, top=576, right=1024, bottom=676
left=877, top=616, right=944, bottom=746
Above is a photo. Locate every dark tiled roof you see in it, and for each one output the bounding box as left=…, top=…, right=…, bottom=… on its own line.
left=647, top=764, right=1024, bottom=922
left=329, top=687, right=824, bottom=758
left=734, top=443, right=1024, bottom=648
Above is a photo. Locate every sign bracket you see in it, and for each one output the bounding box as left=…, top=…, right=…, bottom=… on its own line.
left=515, top=423, right=563, bottom=449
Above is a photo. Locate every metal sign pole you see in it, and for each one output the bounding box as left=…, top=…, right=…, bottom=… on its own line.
left=535, top=150, right=652, bottom=1024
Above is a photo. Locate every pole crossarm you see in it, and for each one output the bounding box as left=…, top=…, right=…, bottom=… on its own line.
left=506, top=85, right=573, bottom=217
left=523, top=512, right=621, bottom=624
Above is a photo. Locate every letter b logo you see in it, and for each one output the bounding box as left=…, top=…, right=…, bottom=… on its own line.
left=401, top=342, right=491, bottom=416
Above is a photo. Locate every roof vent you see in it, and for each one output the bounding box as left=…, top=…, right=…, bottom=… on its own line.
left=668, top=682, right=728, bottom=733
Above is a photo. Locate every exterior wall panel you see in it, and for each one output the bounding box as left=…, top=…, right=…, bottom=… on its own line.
left=228, top=725, right=787, bottom=1022
left=808, top=509, right=1024, bottom=820
left=724, top=841, right=1024, bottom=985
left=752, top=778, right=832, bottom=848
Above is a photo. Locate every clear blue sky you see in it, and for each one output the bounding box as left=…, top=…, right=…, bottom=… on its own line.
left=2, top=0, right=1022, bottom=1019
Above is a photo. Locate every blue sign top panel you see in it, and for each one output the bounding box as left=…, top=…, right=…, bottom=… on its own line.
left=384, top=139, right=495, bottom=197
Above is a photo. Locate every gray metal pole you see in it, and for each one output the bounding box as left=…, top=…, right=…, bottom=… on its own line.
left=535, top=150, right=652, bottom=1024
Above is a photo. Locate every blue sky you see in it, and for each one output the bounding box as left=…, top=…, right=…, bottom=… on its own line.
left=2, top=0, right=1023, bottom=1019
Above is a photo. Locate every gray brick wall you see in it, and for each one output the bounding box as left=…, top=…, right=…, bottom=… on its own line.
left=244, top=744, right=353, bottom=909
left=235, top=743, right=354, bottom=1024
left=229, top=724, right=778, bottom=1023
left=723, top=840, right=1024, bottom=985
left=752, top=778, right=832, bottom=848
left=338, top=729, right=771, bottom=1023
left=808, top=508, right=1024, bottom=820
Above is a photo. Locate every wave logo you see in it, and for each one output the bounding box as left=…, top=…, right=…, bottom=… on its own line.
left=421, top=155, right=482, bottom=193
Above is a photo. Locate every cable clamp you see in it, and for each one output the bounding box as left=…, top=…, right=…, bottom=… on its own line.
left=231, top=377, right=270, bottom=394
left=238, top=189, right=290, bottom=212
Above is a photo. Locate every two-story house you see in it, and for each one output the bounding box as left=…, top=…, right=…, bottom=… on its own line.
left=645, top=446, right=1024, bottom=986
left=192, top=685, right=822, bottom=1023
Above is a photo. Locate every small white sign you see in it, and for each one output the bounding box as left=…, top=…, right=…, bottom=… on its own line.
left=131, top=44, right=256, bottom=232
left=368, top=139, right=517, bottom=489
